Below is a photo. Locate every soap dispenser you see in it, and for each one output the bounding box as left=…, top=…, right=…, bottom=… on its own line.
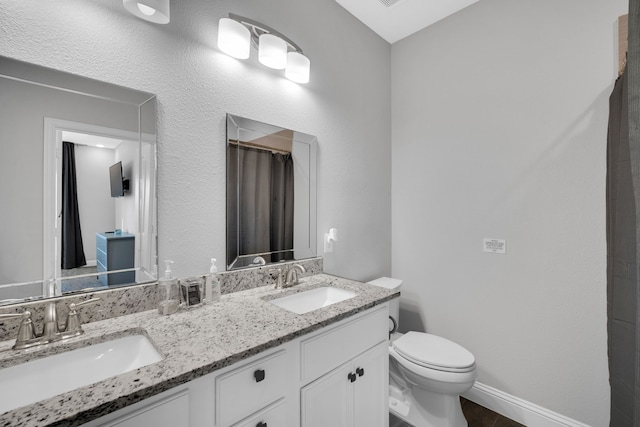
left=205, top=258, right=221, bottom=304
left=158, top=260, right=180, bottom=315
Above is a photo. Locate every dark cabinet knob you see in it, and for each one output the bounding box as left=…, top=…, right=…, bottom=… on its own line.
left=348, top=372, right=357, bottom=383
left=257, top=422, right=267, bottom=427
left=254, top=369, right=266, bottom=382
left=356, top=367, right=364, bottom=377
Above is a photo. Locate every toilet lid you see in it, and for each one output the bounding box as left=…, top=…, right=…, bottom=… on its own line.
left=393, top=331, right=475, bottom=372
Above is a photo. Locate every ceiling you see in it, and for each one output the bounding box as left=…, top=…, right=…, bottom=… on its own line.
left=62, top=131, right=126, bottom=150
left=335, top=0, right=480, bottom=44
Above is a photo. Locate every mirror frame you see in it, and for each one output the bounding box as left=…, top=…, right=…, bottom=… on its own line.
left=0, top=56, right=158, bottom=302
left=226, top=114, right=317, bottom=270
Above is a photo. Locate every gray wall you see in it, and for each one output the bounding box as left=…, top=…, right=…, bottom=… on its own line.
left=0, top=1, right=392, bottom=280
left=75, top=145, right=116, bottom=264
left=0, top=76, right=137, bottom=285
left=391, top=0, right=626, bottom=425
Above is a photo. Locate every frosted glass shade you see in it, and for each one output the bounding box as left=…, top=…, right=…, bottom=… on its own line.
left=218, top=18, right=251, bottom=59
left=285, top=52, right=311, bottom=84
left=258, top=34, right=288, bottom=69
left=123, top=0, right=169, bottom=24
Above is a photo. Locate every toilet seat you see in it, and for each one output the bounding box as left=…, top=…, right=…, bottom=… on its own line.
left=392, top=331, right=475, bottom=373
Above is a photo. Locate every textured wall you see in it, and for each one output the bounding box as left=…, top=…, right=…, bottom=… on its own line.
left=0, top=0, right=392, bottom=280
left=391, top=0, right=626, bottom=425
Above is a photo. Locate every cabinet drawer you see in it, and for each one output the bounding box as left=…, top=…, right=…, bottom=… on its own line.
left=300, top=305, right=388, bottom=383
left=93, top=390, right=189, bottom=427
left=232, top=398, right=287, bottom=427
left=96, top=248, right=107, bottom=267
left=96, top=234, right=107, bottom=252
left=217, top=350, right=288, bottom=427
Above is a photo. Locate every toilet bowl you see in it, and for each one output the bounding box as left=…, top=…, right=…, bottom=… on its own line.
left=368, top=278, right=477, bottom=427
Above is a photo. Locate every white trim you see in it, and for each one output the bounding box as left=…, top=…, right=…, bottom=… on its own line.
left=45, top=118, right=140, bottom=142
left=462, top=382, right=592, bottom=427
left=43, top=118, right=60, bottom=297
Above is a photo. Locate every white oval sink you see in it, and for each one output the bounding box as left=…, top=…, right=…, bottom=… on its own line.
left=0, top=334, right=162, bottom=414
left=269, top=286, right=356, bottom=314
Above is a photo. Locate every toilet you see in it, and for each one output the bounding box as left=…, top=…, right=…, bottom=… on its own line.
left=368, top=277, right=477, bottom=427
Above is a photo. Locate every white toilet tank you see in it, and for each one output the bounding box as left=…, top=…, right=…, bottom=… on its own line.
left=367, top=277, right=402, bottom=332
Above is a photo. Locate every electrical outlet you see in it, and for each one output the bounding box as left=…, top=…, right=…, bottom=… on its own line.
left=483, top=238, right=506, bottom=254
left=324, top=233, right=334, bottom=253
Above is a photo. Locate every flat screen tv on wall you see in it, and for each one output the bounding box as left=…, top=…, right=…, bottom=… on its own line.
left=109, top=161, right=127, bottom=197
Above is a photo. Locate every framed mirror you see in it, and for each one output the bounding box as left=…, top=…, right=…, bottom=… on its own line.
left=226, top=114, right=317, bottom=270
left=0, top=56, right=157, bottom=305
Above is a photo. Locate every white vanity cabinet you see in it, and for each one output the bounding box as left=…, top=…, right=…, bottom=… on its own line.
left=300, top=342, right=388, bottom=427
left=81, top=303, right=389, bottom=427
left=89, top=390, right=190, bottom=427
left=300, top=306, right=389, bottom=427
left=82, top=373, right=214, bottom=427
left=215, top=349, right=292, bottom=427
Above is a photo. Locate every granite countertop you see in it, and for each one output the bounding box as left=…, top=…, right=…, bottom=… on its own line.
left=0, top=274, right=399, bottom=427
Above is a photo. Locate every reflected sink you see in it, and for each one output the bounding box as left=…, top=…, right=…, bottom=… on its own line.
left=269, top=286, right=356, bottom=314
left=0, top=334, right=162, bottom=414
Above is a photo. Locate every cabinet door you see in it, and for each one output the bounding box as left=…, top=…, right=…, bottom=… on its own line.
left=301, top=362, right=353, bottom=427
left=353, top=342, right=388, bottom=427
left=96, top=390, right=189, bottom=427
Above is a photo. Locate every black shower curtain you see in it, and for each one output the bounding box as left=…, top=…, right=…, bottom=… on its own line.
left=227, top=144, right=294, bottom=267
left=61, top=141, right=86, bottom=269
left=607, top=1, right=639, bottom=425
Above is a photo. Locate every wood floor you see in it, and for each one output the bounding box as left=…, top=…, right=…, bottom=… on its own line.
left=389, top=397, right=526, bottom=427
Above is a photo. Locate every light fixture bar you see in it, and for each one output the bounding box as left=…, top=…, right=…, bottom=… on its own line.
left=228, top=13, right=304, bottom=55
left=219, top=14, right=311, bottom=84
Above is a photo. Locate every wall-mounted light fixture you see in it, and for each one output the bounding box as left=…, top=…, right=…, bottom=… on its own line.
left=217, top=14, right=311, bottom=84
left=123, top=0, right=170, bottom=24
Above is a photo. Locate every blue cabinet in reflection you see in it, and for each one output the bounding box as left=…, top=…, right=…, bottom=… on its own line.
left=96, top=232, right=135, bottom=286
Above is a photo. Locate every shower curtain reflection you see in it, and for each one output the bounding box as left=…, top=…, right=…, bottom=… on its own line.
left=227, top=144, right=294, bottom=268
left=61, top=141, right=86, bottom=270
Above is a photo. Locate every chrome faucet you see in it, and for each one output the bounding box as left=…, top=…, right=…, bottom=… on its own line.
left=284, top=264, right=306, bottom=287
left=269, top=264, right=306, bottom=289
left=0, top=298, right=100, bottom=350
left=42, top=301, right=60, bottom=341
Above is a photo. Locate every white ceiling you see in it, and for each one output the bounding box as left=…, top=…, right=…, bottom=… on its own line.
left=335, top=0, right=480, bottom=44
left=62, top=131, right=126, bottom=150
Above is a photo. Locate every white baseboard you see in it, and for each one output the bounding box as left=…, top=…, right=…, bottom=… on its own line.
left=462, top=382, right=591, bottom=427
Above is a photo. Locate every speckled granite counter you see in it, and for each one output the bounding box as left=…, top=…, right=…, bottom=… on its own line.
left=0, top=274, right=398, bottom=427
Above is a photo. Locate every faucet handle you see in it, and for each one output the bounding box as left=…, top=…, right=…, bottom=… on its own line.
left=268, top=268, right=284, bottom=289
left=0, top=311, right=36, bottom=349
left=64, top=298, right=101, bottom=337
left=0, top=312, right=28, bottom=321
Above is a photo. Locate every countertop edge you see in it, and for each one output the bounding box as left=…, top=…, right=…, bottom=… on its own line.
left=0, top=274, right=399, bottom=426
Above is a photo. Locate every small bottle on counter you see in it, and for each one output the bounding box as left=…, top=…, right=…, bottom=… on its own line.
left=158, top=260, right=180, bottom=315
left=180, top=276, right=205, bottom=308
left=205, top=258, right=221, bottom=304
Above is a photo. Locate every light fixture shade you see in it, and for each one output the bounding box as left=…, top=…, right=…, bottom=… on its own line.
left=258, top=34, right=288, bottom=69
left=218, top=18, right=251, bottom=60
left=285, top=52, right=310, bottom=84
left=123, top=0, right=170, bottom=24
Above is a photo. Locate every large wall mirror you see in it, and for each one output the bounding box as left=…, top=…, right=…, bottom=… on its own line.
left=226, top=114, right=317, bottom=270
left=0, top=56, right=158, bottom=305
